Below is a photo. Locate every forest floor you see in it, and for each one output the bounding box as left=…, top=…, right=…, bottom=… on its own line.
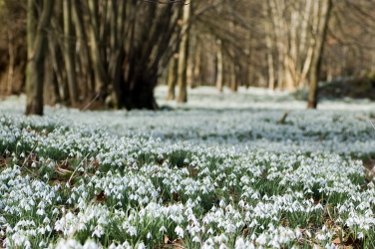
left=1, top=86, right=375, bottom=248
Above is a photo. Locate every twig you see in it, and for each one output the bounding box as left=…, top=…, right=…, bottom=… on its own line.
left=67, top=153, right=91, bottom=185
left=278, top=111, right=290, bottom=124
left=141, top=0, right=191, bottom=4
left=80, top=93, right=100, bottom=112
left=370, top=120, right=375, bottom=130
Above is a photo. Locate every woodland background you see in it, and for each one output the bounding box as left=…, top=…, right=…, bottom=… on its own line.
left=0, top=0, right=374, bottom=115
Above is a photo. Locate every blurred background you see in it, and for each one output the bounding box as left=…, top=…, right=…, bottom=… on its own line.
left=0, top=0, right=374, bottom=114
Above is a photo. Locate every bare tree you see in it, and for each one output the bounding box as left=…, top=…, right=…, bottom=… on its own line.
left=63, top=0, right=78, bottom=106
left=166, top=53, right=178, bottom=100
left=177, top=2, right=191, bottom=103
left=307, top=0, right=332, bottom=108
left=25, top=0, right=55, bottom=115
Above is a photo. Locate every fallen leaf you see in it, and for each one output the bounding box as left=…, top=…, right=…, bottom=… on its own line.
left=332, top=237, right=343, bottom=244
left=96, top=190, right=106, bottom=203
left=161, top=235, right=185, bottom=249
left=164, top=234, right=171, bottom=244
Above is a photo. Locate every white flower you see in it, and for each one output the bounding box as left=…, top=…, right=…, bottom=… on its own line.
left=256, top=233, right=268, bottom=245
left=36, top=208, right=45, bottom=216
left=316, top=232, right=326, bottom=241
left=219, top=199, right=226, bottom=208
left=357, top=232, right=364, bottom=239
left=147, top=232, right=152, bottom=239
left=137, top=242, right=146, bottom=249
left=192, top=236, right=201, bottom=243
left=219, top=244, right=228, bottom=249
left=126, top=225, right=137, bottom=236
left=37, top=227, right=46, bottom=235
left=83, top=240, right=98, bottom=249
left=175, top=226, right=184, bottom=238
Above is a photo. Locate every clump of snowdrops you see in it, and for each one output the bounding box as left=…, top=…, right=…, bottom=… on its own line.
left=1, top=107, right=375, bottom=248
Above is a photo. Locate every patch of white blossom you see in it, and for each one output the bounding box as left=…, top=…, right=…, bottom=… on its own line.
left=1, top=88, right=375, bottom=248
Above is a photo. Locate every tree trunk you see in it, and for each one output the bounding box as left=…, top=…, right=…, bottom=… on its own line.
left=264, top=23, right=275, bottom=91
left=166, top=54, right=178, bottom=100
left=6, top=30, right=15, bottom=94
left=43, top=51, right=60, bottom=105
left=72, top=0, right=94, bottom=100
left=107, top=0, right=127, bottom=108
left=63, top=0, right=78, bottom=106
left=307, top=0, right=332, bottom=109
left=25, top=0, right=55, bottom=115
left=215, top=40, right=223, bottom=92
left=230, top=62, right=237, bottom=92
left=176, top=3, right=190, bottom=103
left=193, top=43, right=202, bottom=88
left=87, top=0, right=107, bottom=101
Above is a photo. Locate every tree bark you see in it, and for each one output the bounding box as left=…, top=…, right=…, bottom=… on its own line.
left=63, top=0, right=78, bottom=106
left=177, top=3, right=190, bottom=103
left=166, top=54, right=178, bottom=100
left=6, top=30, right=15, bottom=94
left=263, top=16, right=275, bottom=91
left=26, top=0, right=55, bottom=115
left=307, top=0, right=332, bottom=109
left=215, top=40, right=223, bottom=92
left=230, top=62, right=237, bottom=92
left=72, top=0, right=94, bottom=100
left=193, top=42, right=202, bottom=88
left=43, top=51, right=60, bottom=105
left=87, top=0, right=108, bottom=101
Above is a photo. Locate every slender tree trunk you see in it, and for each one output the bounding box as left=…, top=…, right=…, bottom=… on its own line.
left=48, top=39, right=65, bottom=101
left=215, top=39, right=223, bottom=92
left=107, top=0, right=126, bottom=108
left=230, top=62, right=237, bottom=92
left=193, top=43, right=202, bottom=87
left=186, top=51, right=194, bottom=89
left=264, top=20, right=275, bottom=91
left=6, top=30, right=15, bottom=94
left=177, top=3, right=190, bottom=103
left=43, top=52, right=60, bottom=105
left=87, top=0, right=107, bottom=101
left=166, top=54, right=178, bottom=100
left=307, top=0, right=332, bottom=109
left=63, top=0, right=78, bottom=106
left=72, top=0, right=94, bottom=100
left=26, top=0, right=55, bottom=115
left=269, top=0, right=285, bottom=91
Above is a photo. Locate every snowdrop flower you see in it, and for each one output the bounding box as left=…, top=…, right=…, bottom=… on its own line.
left=137, top=242, right=146, bottom=249
left=83, top=240, right=98, bottom=249
left=37, top=227, right=46, bottom=235
left=146, top=232, right=152, bottom=239
left=256, top=233, right=268, bottom=245
left=325, top=243, right=337, bottom=249
left=357, top=232, right=364, bottom=239
left=192, top=236, right=201, bottom=243
left=218, top=244, right=228, bottom=249
left=175, top=225, right=184, bottom=238
left=24, top=240, right=31, bottom=249
left=219, top=199, right=226, bottom=208
left=36, top=208, right=45, bottom=216
left=55, top=239, right=83, bottom=249
left=126, top=225, right=137, bottom=236
left=159, top=226, right=167, bottom=234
